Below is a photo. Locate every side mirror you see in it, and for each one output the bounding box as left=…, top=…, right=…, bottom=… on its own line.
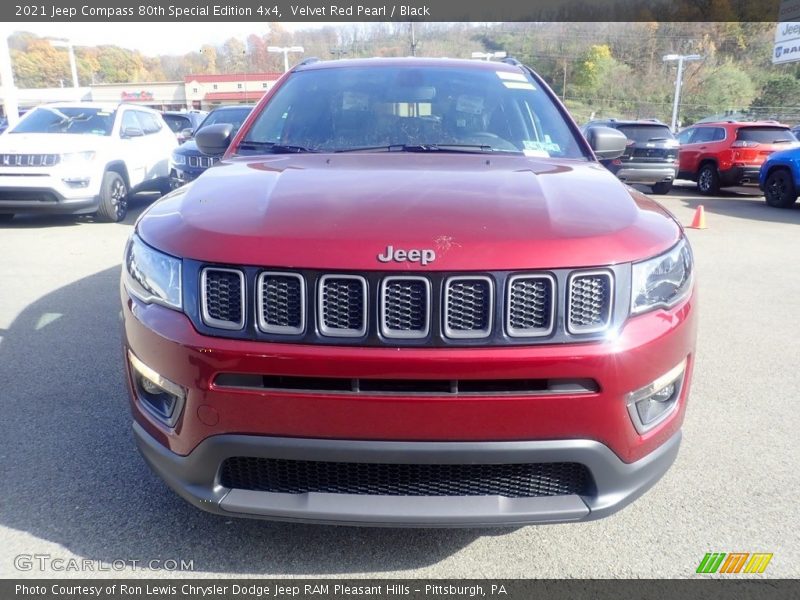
left=195, top=123, right=234, bottom=156
left=585, top=126, right=627, bottom=160
left=121, top=126, right=144, bottom=139
left=179, top=127, right=194, bottom=140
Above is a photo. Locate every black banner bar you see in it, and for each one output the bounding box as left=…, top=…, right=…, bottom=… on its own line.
left=3, top=580, right=800, bottom=600
left=2, top=0, right=784, bottom=23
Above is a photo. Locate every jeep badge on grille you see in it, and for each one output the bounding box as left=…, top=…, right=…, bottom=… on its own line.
left=377, top=245, right=436, bottom=266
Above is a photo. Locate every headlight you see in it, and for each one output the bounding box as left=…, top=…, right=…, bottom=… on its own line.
left=60, top=151, right=96, bottom=164
left=171, top=152, right=186, bottom=166
left=631, top=237, right=693, bottom=314
left=123, top=233, right=182, bottom=310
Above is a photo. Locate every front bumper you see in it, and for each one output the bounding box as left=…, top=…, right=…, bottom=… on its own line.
left=134, top=421, right=682, bottom=527
left=0, top=172, right=101, bottom=214
left=122, top=280, right=696, bottom=526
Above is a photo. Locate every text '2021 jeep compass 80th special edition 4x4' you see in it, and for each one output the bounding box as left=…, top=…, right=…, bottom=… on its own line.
left=121, top=58, right=697, bottom=527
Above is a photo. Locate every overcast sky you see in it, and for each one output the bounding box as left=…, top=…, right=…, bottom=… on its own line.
left=11, top=22, right=331, bottom=56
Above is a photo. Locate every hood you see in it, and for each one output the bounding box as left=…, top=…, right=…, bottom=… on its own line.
left=138, top=153, right=681, bottom=271
left=175, top=140, right=200, bottom=155
left=0, top=133, right=109, bottom=154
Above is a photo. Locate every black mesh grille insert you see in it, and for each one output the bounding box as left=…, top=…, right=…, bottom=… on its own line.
left=569, top=273, right=612, bottom=332
left=259, top=274, right=303, bottom=332
left=383, top=278, right=428, bottom=335
left=445, top=278, right=492, bottom=336
left=321, top=277, right=366, bottom=334
left=203, top=269, right=243, bottom=327
left=508, top=277, right=553, bottom=334
left=220, top=458, right=592, bottom=497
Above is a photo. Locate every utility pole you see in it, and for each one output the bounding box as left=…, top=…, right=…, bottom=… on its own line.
left=410, top=22, right=417, bottom=57
left=49, top=38, right=79, bottom=90
left=663, top=54, right=702, bottom=132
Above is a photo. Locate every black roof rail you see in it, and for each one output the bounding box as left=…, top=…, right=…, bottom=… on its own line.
left=296, top=57, right=321, bottom=67
left=501, top=57, right=524, bottom=67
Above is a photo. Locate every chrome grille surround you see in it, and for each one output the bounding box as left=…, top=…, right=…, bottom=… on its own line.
left=567, top=270, right=614, bottom=334
left=200, top=267, right=245, bottom=330
left=318, top=274, right=368, bottom=337
left=506, top=274, right=556, bottom=338
left=443, top=275, right=494, bottom=339
left=188, top=155, right=218, bottom=168
left=0, top=153, right=60, bottom=167
left=256, top=272, right=306, bottom=335
left=380, top=276, right=431, bottom=339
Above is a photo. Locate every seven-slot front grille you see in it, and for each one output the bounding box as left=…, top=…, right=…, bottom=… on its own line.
left=318, top=275, right=368, bottom=337
left=201, top=268, right=245, bottom=330
left=197, top=268, right=617, bottom=342
left=444, top=276, right=493, bottom=339
left=567, top=271, right=613, bottom=334
left=506, top=275, right=555, bottom=337
left=219, top=457, right=593, bottom=498
left=0, top=153, right=60, bottom=167
left=380, top=276, right=431, bottom=339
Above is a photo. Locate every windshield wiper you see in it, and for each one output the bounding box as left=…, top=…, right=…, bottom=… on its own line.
left=647, top=137, right=671, bottom=141
left=237, top=141, right=319, bottom=153
left=335, top=143, right=497, bottom=154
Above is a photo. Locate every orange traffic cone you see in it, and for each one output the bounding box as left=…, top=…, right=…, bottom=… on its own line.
left=688, top=205, right=707, bottom=229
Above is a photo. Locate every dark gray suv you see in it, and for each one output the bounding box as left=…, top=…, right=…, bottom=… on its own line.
left=584, top=119, right=679, bottom=194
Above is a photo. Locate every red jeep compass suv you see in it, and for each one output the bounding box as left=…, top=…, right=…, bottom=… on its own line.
left=121, top=58, right=697, bottom=526
left=677, top=120, right=797, bottom=194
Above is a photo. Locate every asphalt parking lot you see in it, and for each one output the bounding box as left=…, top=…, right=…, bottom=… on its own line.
left=0, top=182, right=798, bottom=579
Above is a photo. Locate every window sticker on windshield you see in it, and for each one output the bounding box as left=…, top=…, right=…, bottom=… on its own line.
left=455, top=95, right=484, bottom=115
left=524, top=140, right=561, bottom=155
left=523, top=149, right=550, bottom=157
left=523, top=141, right=549, bottom=157
left=503, top=81, right=536, bottom=90
left=497, top=72, right=528, bottom=82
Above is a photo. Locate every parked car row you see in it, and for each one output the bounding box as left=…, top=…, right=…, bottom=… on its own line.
left=0, top=103, right=254, bottom=223
left=592, top=117, right=800, bottom=207
left=169, top=105, right=253, bottom=187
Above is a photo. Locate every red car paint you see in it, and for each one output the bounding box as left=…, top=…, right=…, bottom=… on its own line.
left=678, top=120, right=795, bottom=191
left=121, top=58, right=697, bottom=525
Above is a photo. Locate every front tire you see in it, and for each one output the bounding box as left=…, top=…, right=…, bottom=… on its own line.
left=764, top=169, right=798, bottom=208
left=697, top=164, right=720, bottom=195
left=651, top=181, right=673, bottom=195
left=95, top=171, right=128, bottom=223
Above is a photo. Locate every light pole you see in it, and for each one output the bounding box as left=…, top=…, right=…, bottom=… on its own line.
left=49, top=38, right=79, bottom=89
left=663, top=53, right=702, bottom=132
left=471, top=51, right=507, bottom=61
left=267, top=46, right=304, bottom=72
left=0, top=32, right=20, bottom=128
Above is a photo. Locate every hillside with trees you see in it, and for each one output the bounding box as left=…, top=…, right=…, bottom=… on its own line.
left=10, top=22, right=800, bottom=126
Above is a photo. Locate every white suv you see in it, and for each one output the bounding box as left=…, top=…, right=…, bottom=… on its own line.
left=0, top=103, right=177, bottom=222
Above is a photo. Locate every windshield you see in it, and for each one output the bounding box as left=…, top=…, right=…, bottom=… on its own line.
left=163, top=114, right=193, bottom=133
left=199, top=107, right=252, bottom=132
left=238, top=66, right=587, bottom=158
left=616, top=124, right=674, bottom=143
left=11, top=106, right=116, bottom=136
left=735, top=126, right=795, bottom=144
